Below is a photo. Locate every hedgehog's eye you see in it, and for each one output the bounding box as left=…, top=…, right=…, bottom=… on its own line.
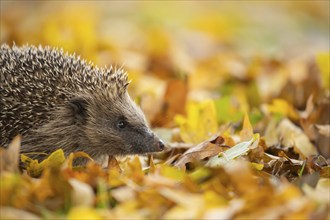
left=117, top=120, right=126, bottom=129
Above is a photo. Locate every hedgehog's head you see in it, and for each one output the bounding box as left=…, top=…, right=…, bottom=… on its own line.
left=67, top=70, right=165, bottom=157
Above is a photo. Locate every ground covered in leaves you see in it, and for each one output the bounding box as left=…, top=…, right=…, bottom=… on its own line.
left=1, top=1, right=329, bottom=219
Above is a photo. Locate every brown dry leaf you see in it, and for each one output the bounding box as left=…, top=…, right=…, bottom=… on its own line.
left=0, top=206, right=41, bottom=220
left=174, top=135, right=224, bottom=169
left=1, top=2, right=329, bottom=219
left=299, top=95, right=318, bottom=141
left=264, top=118, right=279, bottom=147
left=262, top=152, right=304, bottom=180
left=278, top=119, right=317, bottom=158
left=300, top=94, right=315, bottom=119
left=0, top=135, right=21, bottom=173
left=303, top=178, right=330, bottom=205
left=69, top=178, right=94, bottom=207
left=152, top=78, right=188, bottom=127
left=315, top=124, right=330, bottom=137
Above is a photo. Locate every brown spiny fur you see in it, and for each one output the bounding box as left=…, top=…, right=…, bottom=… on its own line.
left=0, top=44, right=164, bottom=164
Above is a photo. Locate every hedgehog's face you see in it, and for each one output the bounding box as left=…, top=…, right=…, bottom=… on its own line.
left=69, top=93, right=165, bottom=156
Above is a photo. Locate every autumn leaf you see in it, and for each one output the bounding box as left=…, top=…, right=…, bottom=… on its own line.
left=174, top=135, right=224, bottom=169
left=0, top=135, right=21, bottom=173
left=206, top=134, right=260, bottom=167
left=152, top=78, right=188, bottom=127
left=316, top=52, right=330, bottom=89
left=67, top=206, right=102, bottom=220
left=65, top=151, right=94, bottom=170
left=1, top=2, right=329, bottom=219
left=262, top=99, right=299, bottom=121
left=240, top=112, right=254, bottom=141
left=315, top=124, right=330, bottom=137
left=69, top=178, right=94, bottom=207
left=21, top=149, right=66, bottom=177
left=175, top=100, right=218, bottom=144
left=278, top=119, right=317, bottom=158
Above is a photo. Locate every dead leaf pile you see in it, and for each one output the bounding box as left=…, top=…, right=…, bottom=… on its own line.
left=1, top=1, right=329, bottom=219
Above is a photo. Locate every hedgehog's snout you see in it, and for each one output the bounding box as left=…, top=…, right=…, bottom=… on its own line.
left=157, top=140, right=165, bottom=151
left=150, top=133, right=165, bottom=152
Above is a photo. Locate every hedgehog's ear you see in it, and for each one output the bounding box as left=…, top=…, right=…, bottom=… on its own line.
left=69, top=97, right=89, bottom=122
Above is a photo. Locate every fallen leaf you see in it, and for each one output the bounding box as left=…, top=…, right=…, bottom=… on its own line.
left=174, top=135, right=224, bottom=169
left=21, top=149, right=66, bottom=177
left=69, top=178, right=94, bottom=207
left=107, top=155, right=121, bottom=172
left=315, top=124, right=330, bottom=137
left=0, top=135, right=21, bottom=173
left=316, top=52, right=330, bottom=89
left=0, top=206, right=41, bottom=220
left=67, top=206, right=102, bottom=220
left=278, top=119, right=317, bottom=158
left=206, top=134, right=259, bottom=167
left=175, top=100, right=218, bottom=144
left=262, top=99, right=299, bottom=121
left=239, top=112, right=254, bottom=141
left=152, top=78, right=188, bottom=127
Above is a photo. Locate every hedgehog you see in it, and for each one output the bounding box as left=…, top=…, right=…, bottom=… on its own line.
left=0, top=44, right=165, bottom=165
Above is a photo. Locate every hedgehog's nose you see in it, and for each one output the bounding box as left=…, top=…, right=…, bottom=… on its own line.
left=157, top=140, right=165, bottom=151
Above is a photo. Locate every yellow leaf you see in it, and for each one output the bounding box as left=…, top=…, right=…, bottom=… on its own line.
left=146, top=27, right=171, bottom=56
left=316, top=52, right=330, bottom=89
left=251, top=162, right=264, bottom=171
left=108, top=169, right=124, bottom=188
left=160, top=165, right=186, bottom=181
left=175, top=100, right=218, bottom=144
left=39, top=149, right=66, bottom=169
left=189, top=167, right=212, bottom=182
left=263, top=99, right=299, bottom=121
left=65, top=151, right=94, bottom=169
left=67, top=206, right=102, bottom=220
left=20, top=155, right=44, bottom=178
left=203, top=190, right=227, bottom=208
left=239, top=112, right=254, bottom=141
left=21, top=149, right=66, bottom=177
left=0, top=173, right=30, bottom=207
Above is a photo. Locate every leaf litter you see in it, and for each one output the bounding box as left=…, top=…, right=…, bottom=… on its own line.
left=1, top=1, right=330, bottom=219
